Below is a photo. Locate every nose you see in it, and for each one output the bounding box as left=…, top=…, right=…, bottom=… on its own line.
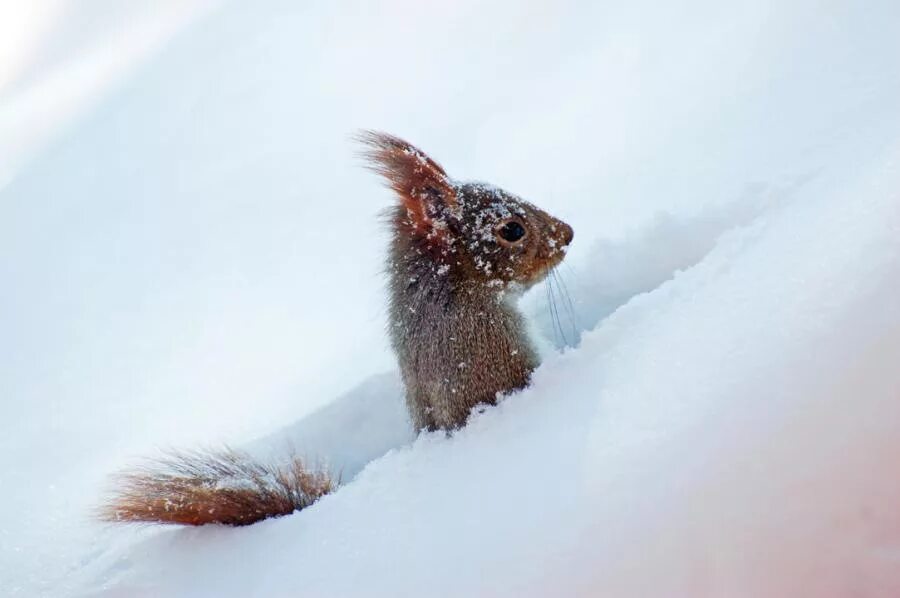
left=560, top=222, right=574, bottom=246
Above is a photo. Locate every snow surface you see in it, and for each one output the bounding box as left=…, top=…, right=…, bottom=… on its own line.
left=2, top=1, right=900, bottom=596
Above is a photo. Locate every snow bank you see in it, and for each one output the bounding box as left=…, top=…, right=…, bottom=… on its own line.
left=250, top=373, right=412, bottom=482
left=3, top=1, right=900, bottom=596
left=75, top=142, right=900, bottom=597
left=523, top=187, right=782, bottom=349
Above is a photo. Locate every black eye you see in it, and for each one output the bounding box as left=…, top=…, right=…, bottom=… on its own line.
left=497, top=220, right=526, bottom=243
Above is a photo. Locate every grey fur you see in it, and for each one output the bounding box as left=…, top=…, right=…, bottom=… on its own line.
left=384, top=182, right=573, bottom=431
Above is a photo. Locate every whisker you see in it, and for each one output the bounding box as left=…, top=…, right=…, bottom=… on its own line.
left=545, top=277, right=562, bottom=347
left=547, top=272, right=567, bottom=347
left=562, top=260, right=579, bottom=281
left=550, top=270, right=571, bottom=346
left=553, top=268, right=581, bottom=343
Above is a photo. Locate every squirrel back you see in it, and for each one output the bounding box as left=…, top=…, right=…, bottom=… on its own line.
left=101, top=132, right=573, bottom=526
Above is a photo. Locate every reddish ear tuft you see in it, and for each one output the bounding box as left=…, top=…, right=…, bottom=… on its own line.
left=357, top=130, right=457, bottom=237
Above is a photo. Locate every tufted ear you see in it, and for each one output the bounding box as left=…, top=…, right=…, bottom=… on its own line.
left=357, top=130, right=457, bottom=239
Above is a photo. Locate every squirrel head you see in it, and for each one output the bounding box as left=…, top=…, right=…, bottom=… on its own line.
left=359, top=131, right=573, bottom=291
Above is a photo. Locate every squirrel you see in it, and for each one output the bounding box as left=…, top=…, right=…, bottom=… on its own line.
left=100, top=131, right=573, bottom=526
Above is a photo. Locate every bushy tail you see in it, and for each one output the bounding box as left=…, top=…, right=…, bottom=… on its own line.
left=100, top=448, right=334, bottom=526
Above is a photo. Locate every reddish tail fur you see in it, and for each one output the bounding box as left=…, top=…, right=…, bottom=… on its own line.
left=100, top=449, right=334, bottom=526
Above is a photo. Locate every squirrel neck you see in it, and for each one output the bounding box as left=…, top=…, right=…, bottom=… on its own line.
left=387, top=234, right=539, bottom=431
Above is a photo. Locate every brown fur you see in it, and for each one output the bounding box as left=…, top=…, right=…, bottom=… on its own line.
left=356, top=130, right=458, bottom=243
left=360, top=132, right=574, bottom=430
left=100, top=449, right=333, bottom=526
left=101, top=131, right=573, bottom=526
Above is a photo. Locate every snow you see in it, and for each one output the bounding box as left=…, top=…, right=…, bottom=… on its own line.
left=0, top=0, right=215, bottom=188
left=2, top=1, right=900, bottom=596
